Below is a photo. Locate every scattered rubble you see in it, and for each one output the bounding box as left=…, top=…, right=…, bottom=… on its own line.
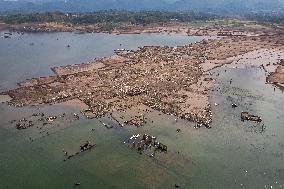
left=232, top=103, right=238, bottom=108
left=15, top=119, right=34, bottom=129
left=11, top=112, right=80, bottom=130
left=241, top=112, right=262, bottom=122
left=74, top=183, right=81, bottom=186
left=64, top=141, right=96, bottom=161
left=175, top=184, right=181, bottom=188
left=267, top=60, right=284, bottom=90
left=2, top=33, right=283, bottom=129
left=47, top=116, right=57, bottom=122
left=102, top=122, right=113, bottom=129
left=4, top=21, right=276, bottom=37
left=124, top=134, right=167, bottom=157
left=124, top=115, right=146, bottom=127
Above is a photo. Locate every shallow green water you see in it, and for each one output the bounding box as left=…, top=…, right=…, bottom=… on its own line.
left=0, top=32, right=283, bottom=189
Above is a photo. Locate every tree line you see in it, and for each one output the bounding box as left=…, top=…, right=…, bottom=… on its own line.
left=0, top=11, right=220, bottom=25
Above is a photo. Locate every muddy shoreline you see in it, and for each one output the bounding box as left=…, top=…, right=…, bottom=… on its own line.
left=1, top=21, right=277, bottom=37
left=1, top=28, right=284, bottom=128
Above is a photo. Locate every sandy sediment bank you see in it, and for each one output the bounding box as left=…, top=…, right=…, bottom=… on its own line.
left=2, top=33, right=284, bottom=128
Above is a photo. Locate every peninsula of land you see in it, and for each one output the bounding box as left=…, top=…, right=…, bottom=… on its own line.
left=1, top=12, right=284, bottom=128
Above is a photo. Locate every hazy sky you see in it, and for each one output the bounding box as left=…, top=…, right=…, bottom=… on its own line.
left=3, top=0, right=178, bottom=1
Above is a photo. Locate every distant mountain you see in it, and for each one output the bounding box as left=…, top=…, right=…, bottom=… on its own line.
left=0, top=0, right=283, bottom=14
left=0, top=0, right=170, bottom=12
left=172, top=0, right=284, bottom=14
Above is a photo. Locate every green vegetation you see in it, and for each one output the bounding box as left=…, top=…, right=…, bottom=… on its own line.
left=245, top=12, right=284, bottom=25
left=0, top=11, right=220, bottom=25
left=0, top=12, right=66, bottom=24
left=0, top=11, right=282, bottom=29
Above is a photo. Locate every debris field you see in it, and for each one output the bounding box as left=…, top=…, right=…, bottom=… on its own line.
left=2, top=34, right=284, bottom=128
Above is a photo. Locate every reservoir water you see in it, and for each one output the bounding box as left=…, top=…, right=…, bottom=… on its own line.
left=0, top=32, right=283, bottom=189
